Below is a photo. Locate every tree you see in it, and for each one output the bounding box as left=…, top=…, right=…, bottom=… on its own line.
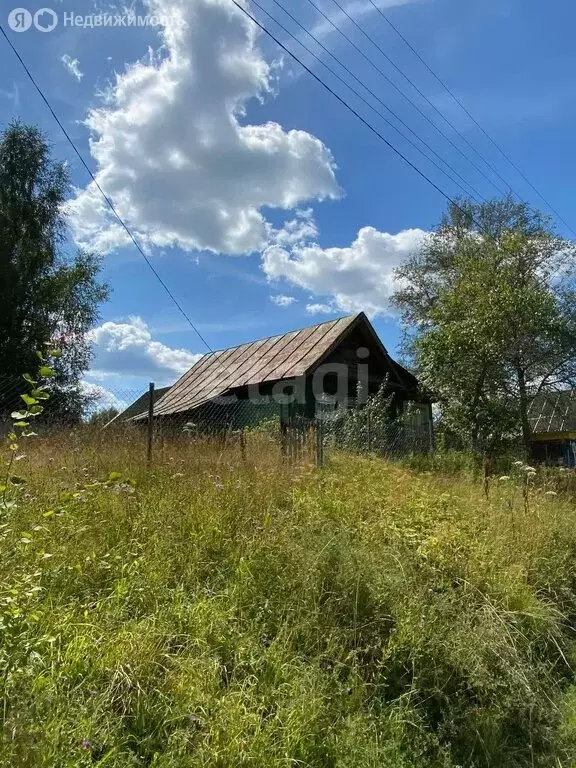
left=0, top=122, right=109, bottom=420
left=87, top=407, right=120, bottom=427
left=393, top=197, right=576, bottom=454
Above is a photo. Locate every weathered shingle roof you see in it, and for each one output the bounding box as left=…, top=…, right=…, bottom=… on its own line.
left=106, top=386, right=171, bottom=427
left=150, top=314, right=361, bottom=417
left=528, top=390, right=576, bottom=434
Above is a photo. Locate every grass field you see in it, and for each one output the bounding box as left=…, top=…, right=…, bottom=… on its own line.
left=2, top=432, right=576, bottom=766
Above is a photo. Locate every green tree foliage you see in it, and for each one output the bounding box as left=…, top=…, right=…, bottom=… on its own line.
left=0, top=122, right=109, bottom=420
left=87, top=407, right=120, bottom=427
left=394, top=196, right=576, bottom=453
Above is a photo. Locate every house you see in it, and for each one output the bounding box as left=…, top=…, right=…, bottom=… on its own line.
left=529, top=390, right=576, bottom=468
left=105, top=385, right=171, bottom=427
left=132, top=312, right=430, bottom=432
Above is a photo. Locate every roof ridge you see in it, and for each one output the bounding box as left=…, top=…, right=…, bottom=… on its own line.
left=195, top=312, right=360, bottom=358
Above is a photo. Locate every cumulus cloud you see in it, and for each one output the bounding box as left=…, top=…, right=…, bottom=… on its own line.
left=87, top=317, right=201, bottom=382
left=81, top=381, right=130, bottom=414
left=271, top=208, right=318, bottom=247
left=263, top=226, right=428, bottom=317
left=270, top=294, right=297, bottom=307
left=67, top=0, right=339, bottom=255
left=60, top=54, right=83, bottom=82
left=306, top=302, right=334, bottom=315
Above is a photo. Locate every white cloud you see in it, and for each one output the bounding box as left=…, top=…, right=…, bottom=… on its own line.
left=263, top=226, right=428, bottom=317
left=270, top=294, right=297, bottom=307
left=60, top=54, right=83, bottom=82
left=87, top=316, right=201, bottom=382
left=66, top=0, right=339, bottom=256
left=313, top=0, right=425, bottom=40
left=305, top=302, right=334, bottom=315
left=81, top=381, right=130, bottom=414
left=271, top=208, right=318, bottom=247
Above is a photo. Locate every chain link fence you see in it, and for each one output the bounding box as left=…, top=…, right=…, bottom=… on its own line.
left=0, top=376, right=434, bottom=466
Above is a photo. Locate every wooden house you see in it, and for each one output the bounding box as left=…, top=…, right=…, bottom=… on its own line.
left=528, top=390, right=576, bottom=467
left=132, top=312, right=430, bottom=431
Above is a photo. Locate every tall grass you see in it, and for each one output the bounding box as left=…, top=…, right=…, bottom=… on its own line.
left=1, top=431, right=576, bottom=766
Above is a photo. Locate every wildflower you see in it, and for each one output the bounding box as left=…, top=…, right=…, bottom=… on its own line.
left=513, top=460, right=524, bottom=466
left=79, top=739, right=92, bottom=750
left=524, top=466, right=536, bottom=473
left=214, top=476, right=224, bottom=490
left=498, top=476, right=511, bottom=481
left=170, top=472, right=184, bottom=480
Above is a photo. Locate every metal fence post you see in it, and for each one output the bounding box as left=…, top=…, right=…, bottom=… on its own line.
left=427, top=402, right=435, bottom=454
left=367, top=410, right=372, bottom=452
left=147, top=381, right=155, bottom=467
left=315, top=410, right=324, bottom=467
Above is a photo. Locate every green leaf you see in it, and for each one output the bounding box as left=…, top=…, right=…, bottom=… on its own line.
left=22, top=373, right=37, bottom=385
left=31, top=389, right=50, bottom=400
left=36, top=350, right=44, bottom=362
left=11, top=412, right=29, bottom=420
left=108, top=471, right=122, bottom=482
left=28, top=406, right=43, bottom=416
left=21, top=431, right=38, bottom=438
left=14, top=422, right=29, bottom=428
left=20, top=394, right=37, bottom=406
left=47, top=348, right=62, bottom=359
left=8, top=433, right=17, bottom=441
left=39, top=366, right=56, bottom=378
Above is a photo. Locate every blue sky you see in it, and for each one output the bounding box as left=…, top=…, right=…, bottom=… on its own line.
left=2, top=0, right=576, bottom=403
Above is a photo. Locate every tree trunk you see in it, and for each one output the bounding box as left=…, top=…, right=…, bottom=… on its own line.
left=470, top=367, right=487, bottom=453
left=516, top=366, right=532, bottom=458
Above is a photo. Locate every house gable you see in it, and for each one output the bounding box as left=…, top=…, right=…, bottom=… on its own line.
left=142, top=313, right=421, bottom=419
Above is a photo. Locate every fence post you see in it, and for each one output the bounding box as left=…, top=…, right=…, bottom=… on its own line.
left=147, top=381, right=155, bottom=467
left=315, top=410, right=324, bottom=468
left=366, top=410, right=372, bottom=452
left=427, top=402, right=435, bottom=454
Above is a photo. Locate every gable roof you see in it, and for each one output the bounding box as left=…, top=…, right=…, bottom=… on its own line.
left=148, top=312, right=415, bottom=418
left=105, top=386, right=171, bottom=427
left=528, top=390, right=576, bottom=435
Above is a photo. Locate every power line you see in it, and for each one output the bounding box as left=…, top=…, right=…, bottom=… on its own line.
left=363, top=0, right=576, bottom=238
left=252, top=0, right=486, bottom=201
left=231, top=0, right=576, bottom=288
left=0, top=23, right=216, bottom=355
left=229, top=0, right=469, bottom=209
left=300, top=0, right=510, bottom=198
left=327, top=0, right=522, bottom=195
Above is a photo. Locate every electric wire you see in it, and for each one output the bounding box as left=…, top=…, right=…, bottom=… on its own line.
left=253, top=0, right=486, bottom=201
left=0, top=22, right=216, bottom=354
left=362, top=0, right=576, bottom=238
left=300, top=0, right=510, bottom=196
